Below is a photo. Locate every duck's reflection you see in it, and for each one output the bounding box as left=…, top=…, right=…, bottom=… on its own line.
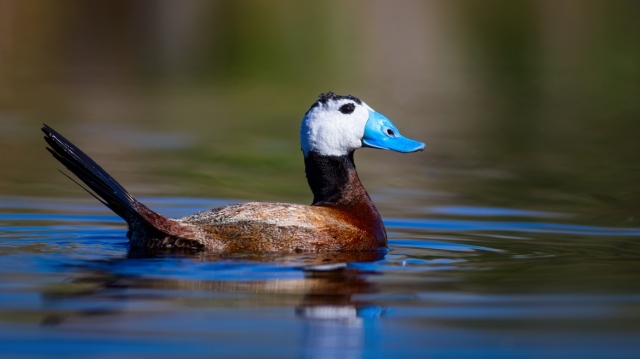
left=41, top=249, right=386, bottom=357
left=296, top=266, right=387, bottom=359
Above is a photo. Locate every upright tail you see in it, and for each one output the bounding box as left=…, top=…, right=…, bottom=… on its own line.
left=42, top=124, right=142, bottom=221
left=42, top=124, right=202, bottom=249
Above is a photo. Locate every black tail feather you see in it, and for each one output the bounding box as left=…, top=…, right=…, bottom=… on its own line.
left=57, top=169, right=108, bottom=207
left=42, top=124, right=137, bottom=221
left=42, top=124, right=205, bottom=250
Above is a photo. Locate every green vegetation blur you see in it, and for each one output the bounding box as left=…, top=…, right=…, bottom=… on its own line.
left=1, top=1, right=639, bottom=212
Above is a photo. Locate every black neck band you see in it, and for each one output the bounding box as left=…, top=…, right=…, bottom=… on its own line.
left=304, top=151, right=356, bottom=205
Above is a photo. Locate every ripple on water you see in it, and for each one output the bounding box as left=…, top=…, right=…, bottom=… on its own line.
left=390, top=239, right=501, bottom=252
left=426, top=205, right=572, bottom=218
left=386, top=217, right=640, bottom=236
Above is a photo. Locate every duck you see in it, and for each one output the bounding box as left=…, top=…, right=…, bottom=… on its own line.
left=42, top=92, right=424, bottom=252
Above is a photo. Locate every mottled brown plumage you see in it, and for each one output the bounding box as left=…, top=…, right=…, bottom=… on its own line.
left=128, top=163, right=386, bottom=252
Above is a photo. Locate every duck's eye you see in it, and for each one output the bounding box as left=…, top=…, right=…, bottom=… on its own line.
left=339, top=103, right=355, bottom=114
left=386, top=128, right=395, bottom=136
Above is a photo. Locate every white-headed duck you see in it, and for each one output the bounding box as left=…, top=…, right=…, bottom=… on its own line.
left=43, top=92, right=424, bottom=252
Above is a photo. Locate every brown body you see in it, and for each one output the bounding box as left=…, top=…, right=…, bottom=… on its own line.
left=133, top=166, right=387, bottom=252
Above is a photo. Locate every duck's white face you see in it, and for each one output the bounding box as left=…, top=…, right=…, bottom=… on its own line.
left=301, top=95, right=371, bottom=157
left=300, top=93, right=425, bottom=157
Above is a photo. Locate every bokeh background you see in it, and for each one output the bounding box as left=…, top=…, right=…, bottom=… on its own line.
left=1, top=0, right=639, bottom=224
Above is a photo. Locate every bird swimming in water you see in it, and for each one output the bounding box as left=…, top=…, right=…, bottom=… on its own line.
left=42, top=92, right=424, bottom=252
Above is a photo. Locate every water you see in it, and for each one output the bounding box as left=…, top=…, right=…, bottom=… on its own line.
left=2, top=1, right=640, bottom=357
left=1, top=193, right=639, bottom=358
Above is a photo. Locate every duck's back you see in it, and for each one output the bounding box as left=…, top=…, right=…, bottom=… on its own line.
left=179, top=202, right=381, bottom=252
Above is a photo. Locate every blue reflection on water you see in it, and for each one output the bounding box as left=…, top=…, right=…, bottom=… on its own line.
left=387, top=218, right=640, bottom=236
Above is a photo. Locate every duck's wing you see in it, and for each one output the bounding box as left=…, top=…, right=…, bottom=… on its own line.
left=178, top=202, right=362, bottom=252
left=181, top=202, right=327, bottom=226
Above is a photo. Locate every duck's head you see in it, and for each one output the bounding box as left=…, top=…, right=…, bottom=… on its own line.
left=301, top=92, right=425, bottom=157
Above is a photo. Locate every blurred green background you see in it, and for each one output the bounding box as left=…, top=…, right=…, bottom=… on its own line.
left=1, top=0, right=639, bottom=221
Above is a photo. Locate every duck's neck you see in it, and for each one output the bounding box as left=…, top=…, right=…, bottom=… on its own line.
left=304, top=151, right=361, bottom=206
left=304, top=150, right=386, bottom=244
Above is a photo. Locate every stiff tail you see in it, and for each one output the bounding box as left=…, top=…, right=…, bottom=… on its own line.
left=42, top=124, right=202, bottom=249
left=42, top=124, right=142, bottom=221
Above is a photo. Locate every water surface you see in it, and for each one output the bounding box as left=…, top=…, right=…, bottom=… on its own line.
left=1, top=193, right=639, bottom=358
